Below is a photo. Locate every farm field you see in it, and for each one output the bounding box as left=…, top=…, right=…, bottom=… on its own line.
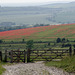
left=0, top=23, right=75, bottom=41
left=0, top=24, right=75, bottom=75
left=0, top=2, right=75, bottom=75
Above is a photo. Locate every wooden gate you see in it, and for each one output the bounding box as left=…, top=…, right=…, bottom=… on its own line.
left=27, top=47, right=72, bottom=62
left=4, top=47, right=72, bottom=63
left=5, top=49, right=26, bottom=63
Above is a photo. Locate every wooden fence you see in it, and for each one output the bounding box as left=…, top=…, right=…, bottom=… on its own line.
left=3, top=46, right=74, bottom=63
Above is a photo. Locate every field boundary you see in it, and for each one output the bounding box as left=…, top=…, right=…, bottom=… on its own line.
left=2, top=47, right=73, bottom=63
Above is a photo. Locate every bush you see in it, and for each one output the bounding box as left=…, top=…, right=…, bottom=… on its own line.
left=56, top=38, right=61, bottom=43
left=0, top=40, right=3, bottom=43
left=26, top=40, right=34, bottom=49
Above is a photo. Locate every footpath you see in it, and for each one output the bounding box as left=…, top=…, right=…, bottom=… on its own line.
left=3, top=61, right=74, bottom=75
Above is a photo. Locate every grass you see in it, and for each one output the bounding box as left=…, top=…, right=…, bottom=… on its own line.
left=0, top=62, right=6, bottom=75
left=0, top=62, right=16, bottom=75
left=45, top=56, right=75, bottom=73
left=0, top=56, right=75, bottom=75
left=0, top=43, right=74, bottom=74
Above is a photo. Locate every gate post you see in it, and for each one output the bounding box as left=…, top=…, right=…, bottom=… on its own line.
left=27, top=49, right=30, bottom=62
left=24, top=50, right=26, bottom=63
left=17, top=49, right=20, bottom=62
left=73, top=48, right=75, bottom=55
left=5, top=50, right=7, bottom=62
left=69, top=46, right=72, bottom=56
left=73, top=45, right=75, bottom=55
left=10, top=50, right=13, bottom=63
left=0, top=51, right=2, bottom=61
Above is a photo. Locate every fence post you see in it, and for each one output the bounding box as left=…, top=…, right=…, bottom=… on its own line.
left=27, top=49, right=30, bottom=63
left=1, top=52, right=2, bottom=61
left=24, top=50, right=26, bottom=63
left=5, top=50, right=7, bottom=62
left=0, top=51, right=2, bottom=61
left=69, top=46, right=72, bottom=56
left=10, top=50, right=13, bottom=63
left=73, top=48, right=75, bottom=55
left=17, top=49, right=20, bottom=62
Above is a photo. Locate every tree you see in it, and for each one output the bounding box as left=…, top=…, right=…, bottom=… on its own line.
left=62, top=38, right=65, bottom=43
left=0, top=40, right=3, bottom=43
left=22, top=39, right=25, bottom=43
left=67, top=39, right=69, bottom=42
left=56, top=38, right=61, bottom=43
left=26, top=40, right=34, bottom=49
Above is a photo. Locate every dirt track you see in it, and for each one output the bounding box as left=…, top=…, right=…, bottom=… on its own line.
left=3, top=61, right=74, bottom=75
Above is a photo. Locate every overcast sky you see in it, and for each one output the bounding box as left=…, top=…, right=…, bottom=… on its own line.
left=0, top=0, right=75, bottom=7
left=0, top=0, right=75, bottom=3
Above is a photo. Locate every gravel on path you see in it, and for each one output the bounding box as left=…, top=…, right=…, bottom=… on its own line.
left=2, top=61, right=74, bottom=75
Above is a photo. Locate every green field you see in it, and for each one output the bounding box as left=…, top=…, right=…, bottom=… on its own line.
left=0, top=24, right=75, bottom=42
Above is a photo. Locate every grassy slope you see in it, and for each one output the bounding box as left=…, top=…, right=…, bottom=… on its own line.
left=45, top=56, right=75, bottom=73
left=0, top=62, right=6, bottom=75
left=0, top=24, right=75, bottom=41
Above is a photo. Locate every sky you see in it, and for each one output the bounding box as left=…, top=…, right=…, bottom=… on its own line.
left=0, top=0, right=75, bottom=3
left=0, top=0, right=75, bottom=6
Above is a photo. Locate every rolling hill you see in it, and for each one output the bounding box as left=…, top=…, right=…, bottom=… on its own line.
left=0, top=1, right=75, bottom=28
left=0, top=23, right=75, bottom=41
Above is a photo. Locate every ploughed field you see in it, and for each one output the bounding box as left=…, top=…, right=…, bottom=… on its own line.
left=0, top=23, right=75, bottom=41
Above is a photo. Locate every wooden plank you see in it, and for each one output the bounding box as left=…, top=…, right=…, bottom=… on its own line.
left=12, top=56, right=24, bottom=57
left=5, top=50, right=7, bottom=62
left=24, top=50, right=26, bottom=63
left=10, top=50, right=13, bottom=63
left=30, top=54, right=65, bottom=56
left=69, top=46, right=72, bottom=56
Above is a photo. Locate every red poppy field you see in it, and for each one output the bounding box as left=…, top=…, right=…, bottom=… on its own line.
left=0, top=23, right=75, bottom=41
